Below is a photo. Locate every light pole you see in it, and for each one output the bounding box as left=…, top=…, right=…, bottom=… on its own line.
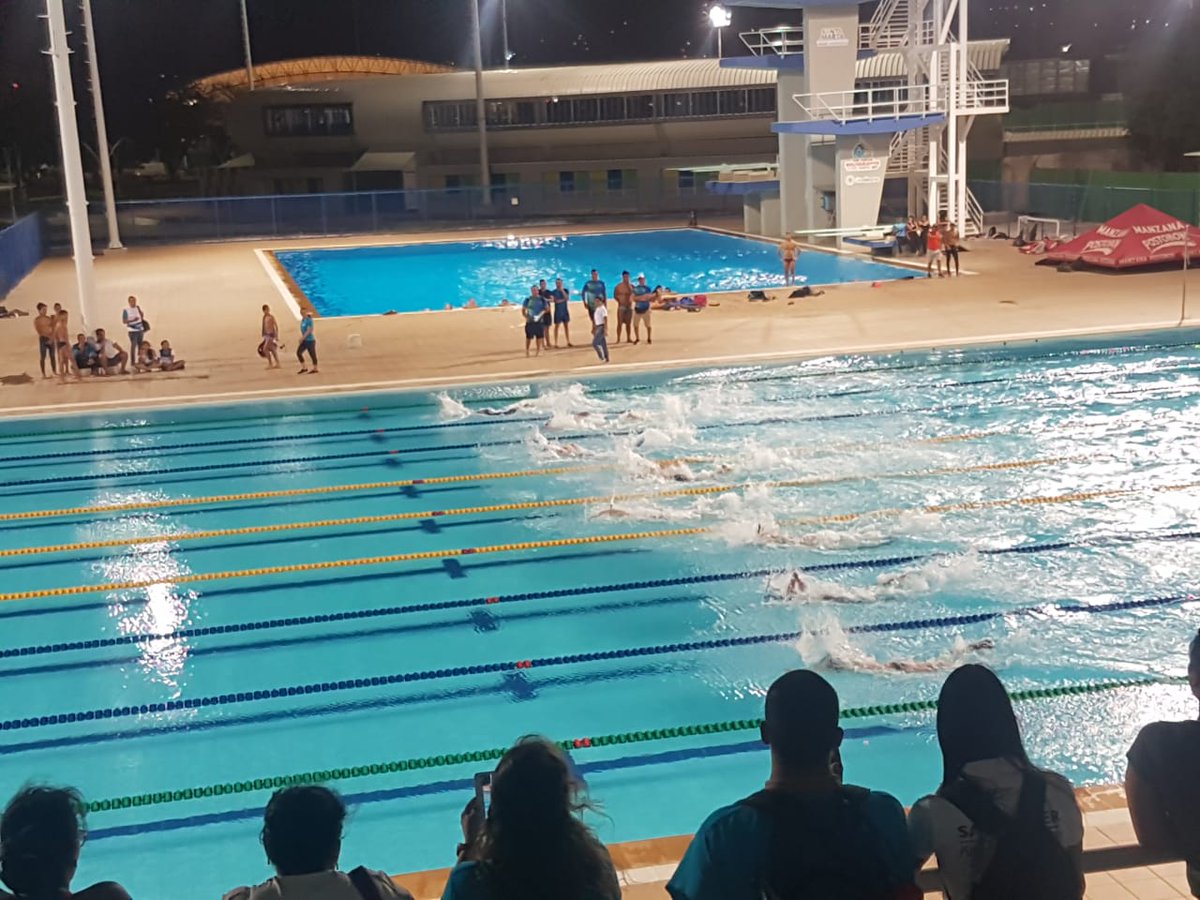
left=240, top=0, right=256, bottom=90
left=470, top=0, right=492, bottom=207
left=708, top=4, right=732, bottom=58
left=501, top=0, right=512, bottom=69
left=43, top=0, right=97, bottom=330
left=80, top=0, right=122, bottom=250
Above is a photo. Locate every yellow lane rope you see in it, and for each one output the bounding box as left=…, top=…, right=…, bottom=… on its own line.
left=2, top=461, right=1179, bottom=605
left=0, top=456, right=1079, bottom=561
left=0, top=464, right=605, bottom=523
left=779, top=481, right=1200, bottom=528
left=0, top=428, right=1010, bottom=525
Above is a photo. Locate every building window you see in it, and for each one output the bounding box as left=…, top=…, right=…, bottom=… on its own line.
left=678, top=170, right=695, bottom=190
left=572, top=97, right=599, bottom=122
left=662, top=93, right=691, bottom=118
left=546, top=98, right=572, bottom=124
left=627, top=94, right=656, bottom=120
left=263, top=104, right=354, bottom=137
left=559, top=171, right=575, bottom=193
left=747, top=87, right=776, bottom=114
left=691, top=91, right=719, bottom=117
left=607, top=169, right=624, bottom=191
left=515, top=101, right=537, bottom=125
left=599, top=96, right=626, bottom=121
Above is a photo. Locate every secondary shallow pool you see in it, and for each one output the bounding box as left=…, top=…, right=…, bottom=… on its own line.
left=0, top=329, right=1197, bottom=898
left=273, top=227, right=917, bottom=315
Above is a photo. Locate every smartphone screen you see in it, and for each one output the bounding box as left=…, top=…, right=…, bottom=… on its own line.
left=473, top=772, right=493, bottom=824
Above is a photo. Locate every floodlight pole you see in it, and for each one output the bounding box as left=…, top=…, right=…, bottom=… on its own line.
left=470, top=0, right=492, bottom=207
left=80, top=0, right=122, bottom=250
left=240, top=0, right=256, bottom=90
left=501, top=0, right=512, bottom=69
left=44, top=0, right=98, bottom=331
left=1182, top=223, right=1190, bottom=326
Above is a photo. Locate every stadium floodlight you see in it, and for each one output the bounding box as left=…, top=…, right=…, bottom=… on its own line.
left=709, top=4, right=732, bottom=57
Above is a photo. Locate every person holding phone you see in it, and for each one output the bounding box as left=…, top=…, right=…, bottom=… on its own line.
left=445, top=737, right=619, bottom=900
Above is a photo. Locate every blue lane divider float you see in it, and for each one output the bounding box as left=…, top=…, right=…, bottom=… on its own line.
left=3, top=529, right=1200, bottom=661
left=0, top=382, right=1184, bottom=491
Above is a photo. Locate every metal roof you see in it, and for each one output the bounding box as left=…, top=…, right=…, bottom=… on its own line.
left=858, top=39, right=1010, bottom=79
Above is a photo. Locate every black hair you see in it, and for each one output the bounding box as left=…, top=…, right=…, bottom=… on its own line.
left=1190, top=630, right=1200, bottom=673
left=763, top=670, right=841, bottom=769
left=261, top=786, right=345, bottom=877
left=36, top=303, right=46, bottom=311
left=936, top=664, right=1032, bottom=792
left=478, top=736, right=612, bottom=900
left=0, top=786, right=85, bottom=898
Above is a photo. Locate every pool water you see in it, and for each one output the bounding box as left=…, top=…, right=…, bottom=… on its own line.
left=273, top=228, right=917, bottom=315
left=1, top=330, right=1199, bottom=899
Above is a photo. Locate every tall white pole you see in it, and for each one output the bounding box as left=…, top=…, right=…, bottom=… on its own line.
left=470, top=0, right=492, bottom=207
left=44, top=0, right=97, bottom=330
left=501, top=0, right=511, bottom=69
left=80, top=0, right=122, bottom=250
left=717, top=27, right=723, bottom=58
left=240, top=0, right=256, bottom=90
left=957, top=0, right=970, bottom=231
left=945, top=44, right=957, bottom=226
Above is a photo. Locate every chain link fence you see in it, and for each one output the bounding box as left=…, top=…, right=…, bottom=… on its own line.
left=971, top=180, right=1200, bottom=231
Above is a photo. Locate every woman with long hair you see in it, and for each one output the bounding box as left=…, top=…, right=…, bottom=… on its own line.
left=443, top=736, right=619, bottom=900
left=908, top=665, right=1084, bottom=899
left=0, top=786, right=129, bottom=900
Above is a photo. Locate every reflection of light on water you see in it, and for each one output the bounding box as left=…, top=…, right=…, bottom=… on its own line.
left=86, top=502, right=195, bottom=690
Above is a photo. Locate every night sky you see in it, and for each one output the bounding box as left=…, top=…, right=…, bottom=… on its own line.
left=0, top=0, right=1184, bottom=169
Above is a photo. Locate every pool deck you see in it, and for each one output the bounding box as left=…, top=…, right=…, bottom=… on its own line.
left=394, top=785, right=1194, bottom=900
left=0, top=218, right=1193, bottom=418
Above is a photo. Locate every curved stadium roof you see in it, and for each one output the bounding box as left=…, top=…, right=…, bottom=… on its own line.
left=192, top=55, right=455, bottom=99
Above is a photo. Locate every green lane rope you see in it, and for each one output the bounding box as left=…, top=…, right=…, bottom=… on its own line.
left=82, top=674, right=1185, bottom=814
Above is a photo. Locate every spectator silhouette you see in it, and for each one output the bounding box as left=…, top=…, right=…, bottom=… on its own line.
left=443, top=736, right=619, bottom=900
left=1127, top=630, right=1200, bottom=897
left=223, top=786, right=412, bottom=900
left=0, top=786, right=129, bottom=900
left=667, top=670, right=917, bottom=900
left=908, top=664, right=1084, bottom=899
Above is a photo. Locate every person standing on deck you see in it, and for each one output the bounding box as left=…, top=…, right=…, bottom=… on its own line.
left=581, top=269, right=607, bottom=325
left=34, top=303, right=56, bottom=377
left=550, top=277, right=573, bottom=348
left=613, top=271, right=635, bottom=344
left=780, top=236, right=800, bottom=286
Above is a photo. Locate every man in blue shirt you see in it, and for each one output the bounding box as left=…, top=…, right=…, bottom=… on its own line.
left=522, top=284, right=547, bottom=357
left=550, top=277, right=572, bottom=348
left=632, top=275, right=656, bottom=345
left=667, top=670, right=917, bottom=900
left=581, top=269, right=607, bottom=324
left=296, top=309, right=318, bottom=374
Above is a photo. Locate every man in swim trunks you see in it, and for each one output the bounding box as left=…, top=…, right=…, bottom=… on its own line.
left=34, top=302, right=56, bottom=377
left=942, top=220, right=961, bottom=276
left=581, top=269, right=606, bottom=325
left=613, top=271, right=634, bottom=343
left=522, top=284, right=547, bottom=357
left=260, top=304, right=280, bottom=369
left=550, top=277, right=572, bottom=348
left=53, top=309, right=74, bottom=379
left=779, top=236, right=799, bottom=286
left=632, top=275, right=655, bottom=345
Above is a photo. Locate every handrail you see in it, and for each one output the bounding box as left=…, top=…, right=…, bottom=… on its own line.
left=916, top=846, right=1181, bottom=893
left=738, top=26, right=805, bottom=57
left=793, top=84, right=934, bottom=123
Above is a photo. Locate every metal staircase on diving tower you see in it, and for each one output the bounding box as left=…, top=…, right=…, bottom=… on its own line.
left=792, top=0, right=1008, bottom=236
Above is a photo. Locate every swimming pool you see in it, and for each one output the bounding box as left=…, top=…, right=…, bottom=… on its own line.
left=272, top=228, right=917, bottom=315
left=1, top=330, right=1198, bottom=899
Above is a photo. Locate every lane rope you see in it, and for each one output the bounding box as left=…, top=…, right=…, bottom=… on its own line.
left=0, top=456, right=1083, bottom=560
left=4, top=480, right=1198, bottom=603
left=2, top=337, right=1195, bottom=444
left=0, top=428, right=1006, bottom=523
left=78, top=674, right=1188, bottom=814
left=2, top=582, right=1192, bottom=667
left=0, top=381, right=1182, bottom=492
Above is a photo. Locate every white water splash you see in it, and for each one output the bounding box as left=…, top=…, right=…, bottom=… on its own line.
left=436, top=393, right=471, bottom=420
left=795, top=620, right=995, bottom=674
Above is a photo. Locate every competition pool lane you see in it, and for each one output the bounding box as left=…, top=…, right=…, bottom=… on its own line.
left=271, top=227, right=918, bottom=315
left=1, top=329, right=1199, bottom=899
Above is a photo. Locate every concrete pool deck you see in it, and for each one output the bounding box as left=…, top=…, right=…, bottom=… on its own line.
left=0, top=219, right=1194, bottom=418
left=394, top=785, right=1194, bottom=899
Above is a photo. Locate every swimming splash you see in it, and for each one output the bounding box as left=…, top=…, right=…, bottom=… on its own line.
left=795, top=620, right=995, bottom=675
left=436, top=393, right=472, bottom=420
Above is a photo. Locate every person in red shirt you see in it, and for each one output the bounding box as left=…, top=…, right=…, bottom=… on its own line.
left=926, top=223, right=945, bottom=278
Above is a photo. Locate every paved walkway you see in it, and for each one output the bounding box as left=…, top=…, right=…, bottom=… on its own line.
left=0, top=222, right=1193, bottom=417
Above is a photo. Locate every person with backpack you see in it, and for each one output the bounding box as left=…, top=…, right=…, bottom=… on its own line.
left=1126, top=630, right=1200, bottom=897
left=908, top=664, right=1084, bottom=900
left=667, top=670, right=918, bottom=900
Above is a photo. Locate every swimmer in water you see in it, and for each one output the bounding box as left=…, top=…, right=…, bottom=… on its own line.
left=820, top=639, right=996, bottom=675
left=765, top=570, right=872, bottom=603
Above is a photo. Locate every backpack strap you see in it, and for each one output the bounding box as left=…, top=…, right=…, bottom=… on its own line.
left=1015, top=771, right=1049, bottom=827
left=942, top=777, right=1012, bottom=836
left=347, top=867, right=384, bottom=900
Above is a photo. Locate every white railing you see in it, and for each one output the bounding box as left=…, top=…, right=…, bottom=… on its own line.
left=860, top=18, right=935, bottom=49
left=739, top=26, right=804, bottom=57
left=793, top=84, right=937, bottom=124
left=959, top=77, right=1009, bottom=113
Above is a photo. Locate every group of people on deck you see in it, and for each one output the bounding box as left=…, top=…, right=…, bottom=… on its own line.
left=521, top=269, right=661, bottom=363
left=33, top=295, right=184, bottom=380
left=895, top=216, right=962, bottom=277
